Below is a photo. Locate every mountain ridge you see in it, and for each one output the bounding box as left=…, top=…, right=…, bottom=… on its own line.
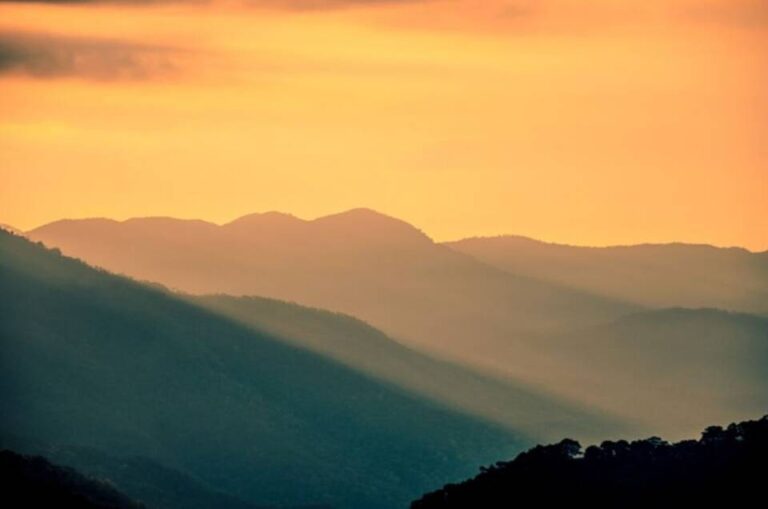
left=446, top=234, right=766, bottom=255
left=23, top=210, right=768, bottom=437
left=28, top=210, right=764, bottom=253
left=447, top=235, right=768, bottom=315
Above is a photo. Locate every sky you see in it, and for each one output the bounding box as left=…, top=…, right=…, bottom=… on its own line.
left=0, top=0, right=766, bottom=249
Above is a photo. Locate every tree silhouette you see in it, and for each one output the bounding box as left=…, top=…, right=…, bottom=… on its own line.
left=412, top=414, right=768, bottom=508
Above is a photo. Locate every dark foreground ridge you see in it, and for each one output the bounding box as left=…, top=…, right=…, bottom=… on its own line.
left=0, top=449, right=145, bottom=509
left=412, top=414, right=768, bottom=508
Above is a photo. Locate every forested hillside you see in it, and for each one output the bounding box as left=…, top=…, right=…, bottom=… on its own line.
left=412, top=414, right=768, bottom=508
left=0, top=230, right=523, bottom=509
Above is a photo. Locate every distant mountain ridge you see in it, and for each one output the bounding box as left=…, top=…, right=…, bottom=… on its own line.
left=27, top=207, right=636, bottom=357
left=34, top=208, right=432, bottom=249
left=446, top=235, right=768, bottom=315
left=25, top=209, right=768, bottom=437
left=449, top=233, right=766, bottom=254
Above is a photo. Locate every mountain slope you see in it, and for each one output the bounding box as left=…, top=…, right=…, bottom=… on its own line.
left=27, top=210, right=637, bottom=383
left=0, top=449, right=145, bottom=509
left=0, top=230, right=524, bottom=509
left=446, top=236, right=768, bottom=315
left=412, top=414, right=768, bottom=509
left=0, top=435, right=275, bottom=509
left=28, top=211, right=768, bottom=437
left=193, top=294, right=625, bottom=442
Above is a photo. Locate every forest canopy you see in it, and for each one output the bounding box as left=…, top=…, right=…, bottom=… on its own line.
left=413, top=414, right=768, bottom=508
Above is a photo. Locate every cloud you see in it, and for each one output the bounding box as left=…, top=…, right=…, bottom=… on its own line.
left=0, top=32, right=181, bottom=80
left=0, top=0, right=421, bottom=6
left=681, top=0, right=768, bottom=28
left=0, top=0, right=165, bottom=3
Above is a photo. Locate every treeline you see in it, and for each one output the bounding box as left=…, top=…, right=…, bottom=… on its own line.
left=0, top=449, right=145, bottom=508
left=412, top=414, right=768, bottom=508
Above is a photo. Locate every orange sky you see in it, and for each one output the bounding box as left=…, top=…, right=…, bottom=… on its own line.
left=1, top=0, right=766, bottom=249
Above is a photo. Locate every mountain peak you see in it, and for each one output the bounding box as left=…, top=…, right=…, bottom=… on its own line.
left=119, top=217, right=219, bottom=235
left=313, top=208, right=434, bottom=245
left=224, top=211, right=305, bottom=230
left=30, top=218, right=120, bottom=236
left=446, top=235, right=546, bottom=248
left=327, top=207, right=390, bottom=219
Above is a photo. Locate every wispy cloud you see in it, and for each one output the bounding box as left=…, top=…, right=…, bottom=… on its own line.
left=0, top=31, right=182, bottom=80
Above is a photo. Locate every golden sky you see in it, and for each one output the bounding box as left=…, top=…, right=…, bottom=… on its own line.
left=1, top=0, right=766, bottom=249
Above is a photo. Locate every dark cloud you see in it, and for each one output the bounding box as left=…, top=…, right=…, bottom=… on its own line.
left=0, top=0, right=171, bottom=3
left=0, top=32, right=181, bottom=80
left=0, top=0, right=124, bottom=3
left=0, top=0, right=416, bottom=5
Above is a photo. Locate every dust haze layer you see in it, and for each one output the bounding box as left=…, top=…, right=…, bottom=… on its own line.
left=193, top=293, right=625, bottom=442
left=494, top=308, right=768, bottom=439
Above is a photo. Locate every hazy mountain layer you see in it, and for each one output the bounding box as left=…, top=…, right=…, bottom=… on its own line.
left=0, top=434, right=279, bottom=509
left=26, top=210, right=768, bottom=437
left=193, top=294, right=625, bottom=442
left=497, top=308, right=768, bottom=438
left=446, top=236, right=768, bottom=315
left=27, top=209, right=636, bottom=383
left=0, top=231, right=525, bottom=509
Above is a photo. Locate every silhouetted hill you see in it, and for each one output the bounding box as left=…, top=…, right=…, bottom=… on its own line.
left=411, top=414, right=768, bottom=509
left=0, top=449, right=145, bottom=509
left=0, top=435, right=278, bottom=509
left=193, top=294, right=625, bottom=442
left=446, top=236, right=768, bottom=315
left=0, top=230, right=524, bottom=509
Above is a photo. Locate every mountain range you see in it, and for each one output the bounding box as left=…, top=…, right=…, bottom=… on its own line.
left=446, top=235, right=768, bottom=315
left=0, top=229, right=528, bottom=509
left=25, top=209, right=768, bottom=437
left=27, top=210, right=635, bottom=351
